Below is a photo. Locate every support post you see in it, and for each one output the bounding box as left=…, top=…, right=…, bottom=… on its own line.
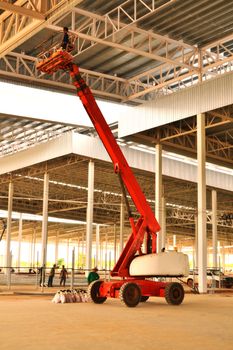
left=55, top=230, right=59, bottom=265
left=32, top=226, right=36, bottom=268
left=71, top=248, right=75, bottom=289
left=30, top=231, right=34, bottom=268
left=17, top=213, right=23, bottom=272
left=173, top=235, right=176, bottom=249
left=197, top=113, right=207, bottom=293
left=86, top=160, right=94, bottom=274
left=194, top=215, right=198, bottom=268
left=96, top=225, right=100, bottom=268
left=221, top=244, right=225, bottom=272
left=41, top=172, right=49, bottom=270
left=105, top=233, right=108, bottom=271
left=100, top=241, right=103, bottom=269
left=155, top=143, right=162, bottom=253
left=161, top=196, right=166, bottom=249
left=5, top=181, right=13, bottom=286
left=81, top=231, right=84, bottom=268
left=66, top=239, right=70, bottom=267
left=77, top=239, right=80, bottom=268
left=113, top=224, right=117, bottom=265
left=212, top=190, right=217, bottom=268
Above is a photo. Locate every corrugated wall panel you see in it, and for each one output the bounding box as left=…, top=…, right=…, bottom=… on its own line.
left=0, top=132, right=74, bottom=175
left=73, top=134, right=233, bottom=192
left=0, top=81, right=132, bottom=128
left=119, top=71, right=233, bottom=137
left=1, top=133, right=232, bottom=192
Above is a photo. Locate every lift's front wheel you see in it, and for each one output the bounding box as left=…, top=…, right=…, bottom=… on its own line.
left=120, top=282, right=141, bottom=307
left=87, top=280, right=107, bottom=304
left=165, top=282, right=184, bottom=305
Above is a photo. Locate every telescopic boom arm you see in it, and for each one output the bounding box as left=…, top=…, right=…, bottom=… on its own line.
left=36, top=51, right=160, bottom=278
left=69, top=64, right=160, bottom=277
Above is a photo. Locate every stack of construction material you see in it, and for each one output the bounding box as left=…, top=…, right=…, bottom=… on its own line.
left=52, top=289, right=89, bottom=303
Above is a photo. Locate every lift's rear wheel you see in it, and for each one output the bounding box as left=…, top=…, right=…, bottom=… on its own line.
left=140, top=296, right=149, bottom=302
left=165, top=282, right=184, bottom=305
left=120, top=282, right=141, bottom=307
left=87, top=280, right=107, bottom=304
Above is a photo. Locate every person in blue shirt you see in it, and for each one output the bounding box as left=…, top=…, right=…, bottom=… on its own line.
left=61, top=27, right=70, bottom=50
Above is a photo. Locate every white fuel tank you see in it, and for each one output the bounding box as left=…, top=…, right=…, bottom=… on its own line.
left=129, top=251, right=189, bottom=277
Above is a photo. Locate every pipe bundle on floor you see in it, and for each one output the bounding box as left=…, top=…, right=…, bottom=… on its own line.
left=52, top=289, right=89, bottom=303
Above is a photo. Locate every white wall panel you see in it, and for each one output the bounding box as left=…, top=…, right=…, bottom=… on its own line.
left=72, top=134, right=232, bottom=192
left=1, top=133, right=232, bottom=193
left=0, top=132, right=73, bottom=175
left=119, top=71, right=233, bottom=137
left=0, top=81, right=131, bottom=127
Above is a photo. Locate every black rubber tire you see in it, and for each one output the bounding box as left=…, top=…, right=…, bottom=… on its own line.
left=120, top=282, right=141, bottom=307
left=140, top=296, right=149, bottom=302
left=165, top=282, right=184, bottom=305
left=87, top=280, right=107, bottom=304
left=187, top=278, right=193, bottom=288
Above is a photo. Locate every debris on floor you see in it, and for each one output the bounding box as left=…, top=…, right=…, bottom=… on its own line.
left=52, top=289, right=89, bottom=303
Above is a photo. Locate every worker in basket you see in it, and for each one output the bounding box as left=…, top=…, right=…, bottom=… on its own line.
left=61, top=27, right=74, bottom=52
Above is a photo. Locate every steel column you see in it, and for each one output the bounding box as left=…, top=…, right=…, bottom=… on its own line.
left=55, top=231, right=59, bottom=264
left=66, top=239, right=70, bottom=267
left=32, top=226, right=36, bottom=268
left=113, top=224, right=117, bottom=265
left=194, top=215, right=198, bottom=268
left=105, top=233, right=108, bottom=271
left=212, top=190, right=218, bottom=268
left=5, top=181, right=13, bottom=284
left=96, top=224, right=100, bottom=268
left=161, top=196, right=166, bottom=249
left=41, top=172, right=49, bottom=268
left=30, top=231, right=34, bottom=268
left=221, top=244, right=225, bottom=271
left=173, top=235, right=176, bottom=248
left=155, top=143, right=162, bottom=253
left=81, top=231, right=84, bottom=268
left=197, top=114, right=207, bottom=293
left=17, top=213, right=23, bottom=271
left=100, top=241, right=103, bottom=269
left=85, top=160, right=94, bottom=273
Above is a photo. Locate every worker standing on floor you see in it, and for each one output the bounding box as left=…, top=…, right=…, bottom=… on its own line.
left=48, top=264, right=56, bottom=287
left=87, top=267, right=100, bottom=285
left=59, top=265, right=68, bottom=287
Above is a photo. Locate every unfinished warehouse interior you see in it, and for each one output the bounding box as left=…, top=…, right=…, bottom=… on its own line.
left=0, top=1, right=233, bottom=349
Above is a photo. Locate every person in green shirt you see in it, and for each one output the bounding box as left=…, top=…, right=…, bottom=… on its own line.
left=87, top=267, right=100, bottom=284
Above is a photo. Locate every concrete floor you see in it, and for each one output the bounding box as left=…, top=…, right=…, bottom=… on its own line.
left=0, top=292, right=232, bottom=350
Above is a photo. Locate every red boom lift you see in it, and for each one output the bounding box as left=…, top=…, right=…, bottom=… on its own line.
left=37, top=50, right=189, bottom=307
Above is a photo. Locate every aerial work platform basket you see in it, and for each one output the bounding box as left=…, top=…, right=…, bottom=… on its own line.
left=36, top=49, right=73, bottom=74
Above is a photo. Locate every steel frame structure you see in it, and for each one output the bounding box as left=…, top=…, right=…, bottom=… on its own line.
left=0, top=0, right=84, bottom=57
left=1, top=2, right=233, bottom=102
left=0, top=116, right=75, bottom=156
left=0, top=1, right=232, bottom=264
left=132, top=111, right=233, bottom=166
